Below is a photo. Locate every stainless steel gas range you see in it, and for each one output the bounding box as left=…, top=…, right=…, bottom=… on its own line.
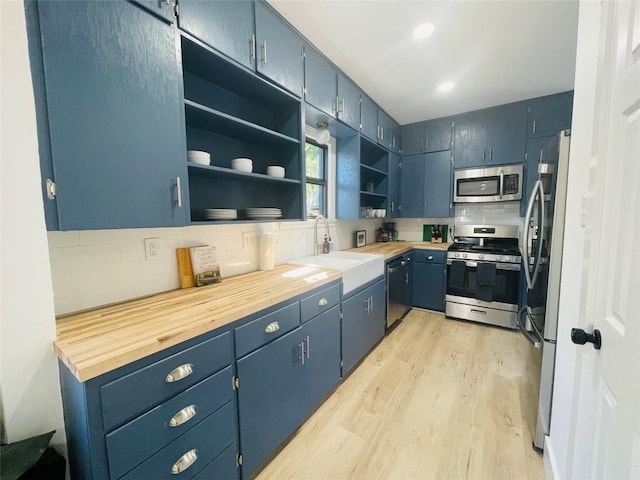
left=445, top=225, right=521, bottom=329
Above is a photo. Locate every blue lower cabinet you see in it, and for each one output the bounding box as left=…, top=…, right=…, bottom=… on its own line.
left=412, top=262, right=445, bottom=312
left=120, top=402, right=236, bottom=480
left=192, top=444, right=239, bottom=480
left=341, top=279, right=386, bottom=375
left=300, top=306, right=341, bottom=411
left=236, top=328, right=305, bottom=477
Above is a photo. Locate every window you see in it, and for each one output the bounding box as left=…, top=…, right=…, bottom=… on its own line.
left=305, top=140, right=327, bottom=218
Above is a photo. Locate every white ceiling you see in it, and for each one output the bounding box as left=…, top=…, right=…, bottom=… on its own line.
left=269, top=0, right=580, bottom=125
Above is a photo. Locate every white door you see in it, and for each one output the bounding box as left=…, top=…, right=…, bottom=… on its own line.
left=569, top=0, right=640, bottom=478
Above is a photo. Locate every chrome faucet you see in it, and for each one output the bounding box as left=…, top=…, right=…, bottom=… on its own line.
left=314, top=215, right=330, bottom=255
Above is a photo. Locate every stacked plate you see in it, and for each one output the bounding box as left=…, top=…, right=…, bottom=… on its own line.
left=202, top=208, right=237, bottom=220
left=187, top=150, right=211, bottom=165
left=245, top=208, right=282, bottom=219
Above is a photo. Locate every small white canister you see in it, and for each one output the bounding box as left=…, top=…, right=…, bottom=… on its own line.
left=259, top=233, right=275, bottom=270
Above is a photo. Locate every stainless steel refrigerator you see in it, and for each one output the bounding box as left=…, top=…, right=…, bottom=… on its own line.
left=518, top=129, right=571, bottom=451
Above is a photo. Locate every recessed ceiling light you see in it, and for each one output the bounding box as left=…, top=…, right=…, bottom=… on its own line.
left=413, top=23, right=434, bottom=40
left=438, top=81, right=455, bottom=92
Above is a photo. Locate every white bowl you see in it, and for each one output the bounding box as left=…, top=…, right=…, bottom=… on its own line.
left=266, top=166, right=285, bottom=178
left=377, top=209, right=386, bottom=218
left=231, top=158, right=253, bottom=173
left=187, top=150, right=210, bottom=165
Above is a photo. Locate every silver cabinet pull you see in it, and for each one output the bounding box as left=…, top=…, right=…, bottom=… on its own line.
left=420, top=138, right=424, bottom=151
left=305, top=335, right=310, bottom=359
left=264, top=321, right=279, bottom=333
left=532, top=120, right=537, bottom=135
left=340, top=97, right=345, bottom=114
left=370, top=296, right=373, bottom=313
left=250, top=34, right=256, bottom=61
left=539, top=149, right=544, bottom=163
left=168, top=405, right=197, bottom=427
left=176, top=177, right=182, bottom=208
left=427, top=255, right=433, bottom=260
left=425, top=137, right=429, bottom=150
left=171, top=449, right=198, bottom=475
left=390, top=201, right=394, bottom=212
left=364, top=297, right=370, bottom=313
left=318, top=298, right=328, bottom=307
left=299, top=341, right=305, bottom=365
left=489, top=148, right=493, bottom=162
left=262, top=40, right=267, bottom=64
left=482, top=150, right=486, bottom=162
left=165, top=363, right=194, bottom=383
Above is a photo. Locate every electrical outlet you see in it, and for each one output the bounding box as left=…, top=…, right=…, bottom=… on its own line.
left=144, top=237, right=160, bottom=260
left=242, top=231, right=256, bottom=249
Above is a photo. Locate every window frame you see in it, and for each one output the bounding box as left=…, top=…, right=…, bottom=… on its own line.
left=305, top=139, right=328, bottom=219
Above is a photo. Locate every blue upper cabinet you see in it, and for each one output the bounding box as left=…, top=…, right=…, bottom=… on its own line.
left=453, top=102, right=526, bottom=169
left=527, top=91, right=574, bottom=138
left=378, top=110, right=401, bottom=153
left=361, top=94, right=379, bottom=142
left=37, top=0, right=188, bottom=230
left=387, top=153, right=401, bottom=218
left=255, top=1, right=305, bottom=97
left=178, top=0, right=255, bottom=70
left=337, top=73, right=361, bottom=131
left=132, top=0, right=176, bottom=23
left=400, top=154, right=425, bottom=217
left=424, top=150, right=452, bottom=218
left=401, top=117, right=452, bottom=155
left=485, top=101, right=527, bottom=166
left=304, top=45, right=337, bottom=117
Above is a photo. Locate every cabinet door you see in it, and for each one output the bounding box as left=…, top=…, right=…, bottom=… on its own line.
left=412, top=263, right=445, bottom=311
left=453, top=109, right=489, bottom=169
left=132, top=0, right=176, bottom=22
left=178, top=0, right=254, bottom=70
left=337, top=73, right=361, bottom=131
left=389, top=118, right=401, bottom=154
left=304, top=46, right=337, bottom=117
left=360, top=94, right=379, bottom=142
left=424, top=117, right=453, bottom=152
left=300, top=306, right=341, bottom=412
left=387, top=153, right=401, bottom=218
left=400, top=154, right=425, bottom=218
left=342, top=280, right=385, bottom=375
left=424, top=150, right=452, bottom=218
left=236, top=328, right=304, bottom=477
left=486, top=102, right=527, bottom=165
left=527, top=91, right=574, bottom=138
left=38, top=1, right=188, bottom=230
left=255, top=2, right=305, bottom=97
left=401, top=122, right=426, bottom=155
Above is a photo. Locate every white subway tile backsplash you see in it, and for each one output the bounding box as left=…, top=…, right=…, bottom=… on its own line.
left=53, top=291, right=83, bottom=316
left=50, top=268, right=83, bottom=293
left=78, top=228, right=151, bottom=245
left=47, top=231, right=80, bottom=248
left=82, top=283, right=124, bottom=310
left=82, top=263, right=123, bottom=285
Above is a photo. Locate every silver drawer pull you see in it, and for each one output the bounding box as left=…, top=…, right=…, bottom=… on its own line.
left=165, top=363, right=194, bottom=383
left=427, top=256, right=434, bottom=260
left=318, top=298, right=328, bottom=307
left=168, top=405, right=197, bottom=427
left=171, top=449, right=198, bottom=474
left=264, top=321, right=280, bottom=333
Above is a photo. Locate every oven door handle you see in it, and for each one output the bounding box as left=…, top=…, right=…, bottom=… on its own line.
left=446, top=259, right=521, bottom=271
left=516, top=306, right=542, bottom=349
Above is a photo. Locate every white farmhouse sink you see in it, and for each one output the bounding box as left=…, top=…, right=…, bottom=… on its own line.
left=288, top=251, right=384, bottom=295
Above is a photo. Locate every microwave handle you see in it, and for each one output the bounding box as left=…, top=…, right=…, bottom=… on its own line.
left=499, top=170, right=504, bottom=199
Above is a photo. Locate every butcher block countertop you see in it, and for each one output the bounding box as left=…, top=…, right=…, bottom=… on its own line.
left=348, top=241, right=452, bottom=260
left=55, top=264, right=342, bottom=382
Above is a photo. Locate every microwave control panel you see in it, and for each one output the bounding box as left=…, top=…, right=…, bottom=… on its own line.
left=503, top=174, right=520, bottom=195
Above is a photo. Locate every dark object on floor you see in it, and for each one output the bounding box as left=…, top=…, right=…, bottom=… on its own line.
left=1, top=431, right=65, bottom=480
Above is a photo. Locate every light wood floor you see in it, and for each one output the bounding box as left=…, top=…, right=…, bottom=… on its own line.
left=256, top=309, right=545, bottom=480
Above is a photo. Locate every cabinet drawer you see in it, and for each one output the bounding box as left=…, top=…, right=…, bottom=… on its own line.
left=234, top=302, right=300, bottom=358
left=300, top=284, right=340, bottom=323
left=413, top=250, right=446, bottom=264
left=120, top=401, right=236, bottom=480
left=101, top=332, right=232, bottom=431
left=191, top=443, right=238, bottom=480
left=106, top=366, right=233, bottom=479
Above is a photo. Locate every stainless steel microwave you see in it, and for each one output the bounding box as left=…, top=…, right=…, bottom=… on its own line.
left=454, top=164, right=523, bottom=203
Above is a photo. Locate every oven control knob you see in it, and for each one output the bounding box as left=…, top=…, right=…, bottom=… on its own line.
left=462, top=253, right=468, bottom=259
left=455, top=253, right=461, bottom=258
left=497, top=255, right=503, bottom=262
left=479, top=254, right=484, bottom=260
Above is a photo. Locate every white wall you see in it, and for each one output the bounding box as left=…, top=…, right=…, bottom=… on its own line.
left=0, top=0, right=66, bottom=451
left=48, top=219, right=382, bottom=315
left=544, top=1, right=601, bottom=479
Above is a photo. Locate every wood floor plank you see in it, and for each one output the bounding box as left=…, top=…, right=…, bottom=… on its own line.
left=256, top=309, right=545, bottom=480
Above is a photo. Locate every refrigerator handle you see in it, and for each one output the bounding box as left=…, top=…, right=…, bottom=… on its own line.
left=521, top=180, right=541, bottom=289
left=516, top=307, right=542, bottom=349
left=531, top=181, right=546, bottom=287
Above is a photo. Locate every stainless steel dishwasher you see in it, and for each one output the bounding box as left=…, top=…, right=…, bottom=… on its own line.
left=386, top=254, right=411, bottom=328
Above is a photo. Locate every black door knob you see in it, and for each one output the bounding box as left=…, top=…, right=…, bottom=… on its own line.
left=571, top=328, right=602, bottom=350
